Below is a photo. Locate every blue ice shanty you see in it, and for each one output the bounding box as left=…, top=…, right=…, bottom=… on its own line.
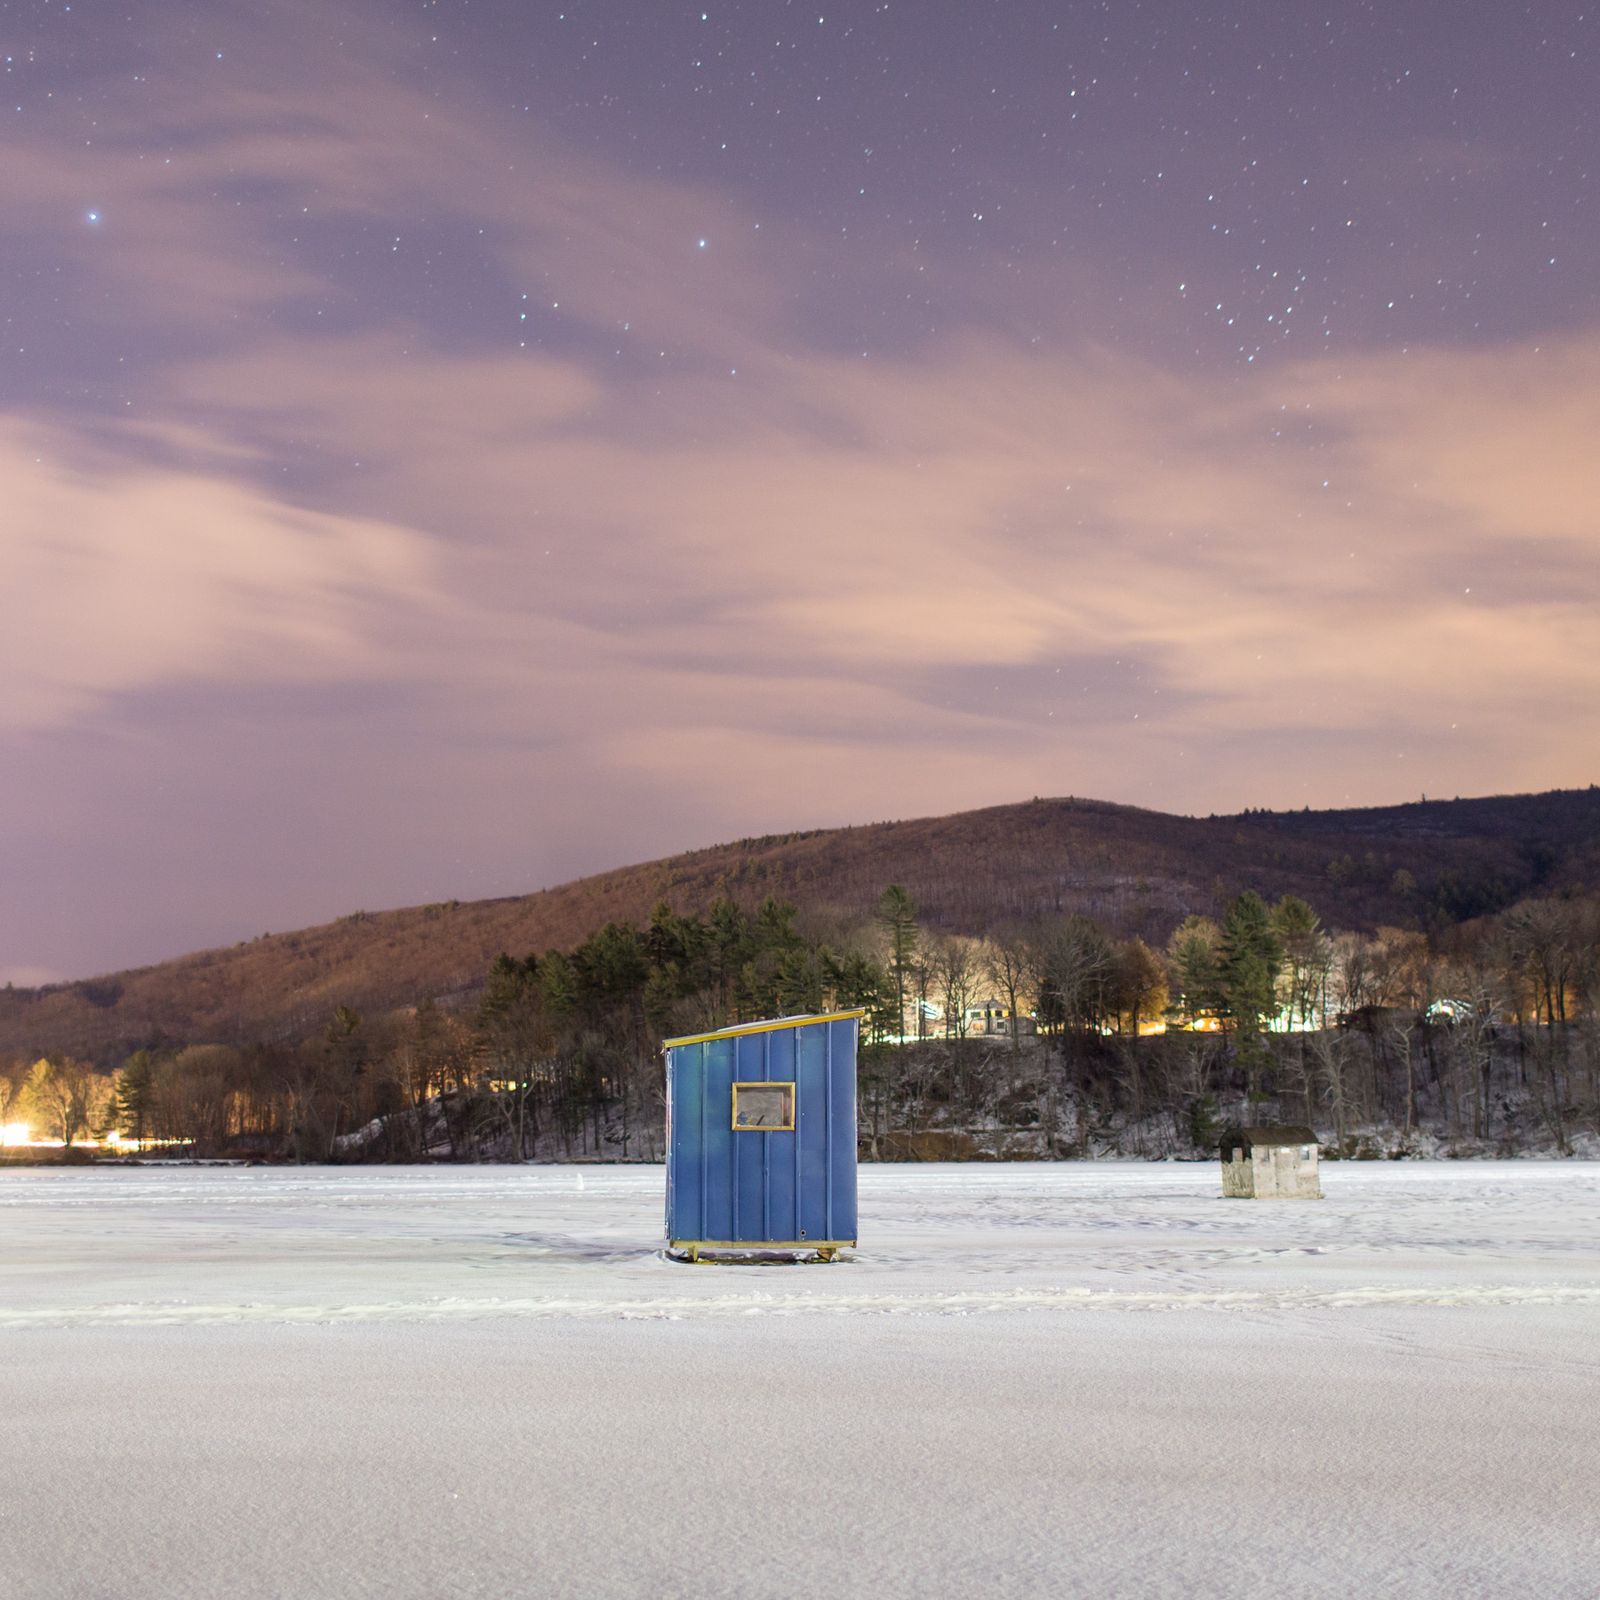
left=664, top=1009, right=865, bottom=1260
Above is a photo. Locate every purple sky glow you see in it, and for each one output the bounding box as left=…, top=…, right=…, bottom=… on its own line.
left=4, top=1, right=1598, bottom=980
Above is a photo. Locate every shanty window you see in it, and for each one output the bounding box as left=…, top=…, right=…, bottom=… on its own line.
left=732, top=1082, right=795, bottom=1131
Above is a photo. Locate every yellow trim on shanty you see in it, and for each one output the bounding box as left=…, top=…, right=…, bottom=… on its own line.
left=662, top=1009, right=867, bottom=1051
left=669, top=1240, right=855, bottom=1257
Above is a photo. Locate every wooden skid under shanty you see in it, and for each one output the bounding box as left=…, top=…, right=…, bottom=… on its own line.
left=668, top=1239, right=854, bottom=1264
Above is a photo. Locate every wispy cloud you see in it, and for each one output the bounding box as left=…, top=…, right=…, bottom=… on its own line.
left=2, top=421, right=441, bottom=733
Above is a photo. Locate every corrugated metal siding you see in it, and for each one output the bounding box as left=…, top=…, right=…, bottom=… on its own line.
left=666, top=1013, right=859, bottom=1246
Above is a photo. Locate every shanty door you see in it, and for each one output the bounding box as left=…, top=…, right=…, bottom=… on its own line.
left=1272, top=1145, right=1294, bottom=1195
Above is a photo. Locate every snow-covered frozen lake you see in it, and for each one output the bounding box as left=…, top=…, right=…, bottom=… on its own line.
left=3, top=1162, right=1597, bottom=1597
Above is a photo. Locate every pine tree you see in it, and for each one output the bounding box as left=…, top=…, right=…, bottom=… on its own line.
left=875, top=885, right=919, bottom=1040
left=1269, top=895, right=1327, bottom=1027
left=114, top=1050, right=157, bottom=1150
left=1220, top=892, right=1285, bottom=1100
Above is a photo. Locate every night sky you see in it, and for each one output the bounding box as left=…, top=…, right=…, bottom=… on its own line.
left=5, top=0, right=1597, bottom=981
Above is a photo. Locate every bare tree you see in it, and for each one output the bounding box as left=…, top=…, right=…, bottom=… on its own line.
left=154, top=1046, right=241, bottom=1153
left=1030, top=917, right=1113, bottom=1037
left=1328, top=932, right=1379, bottom=1019
left=1112, top=1040, right=1148, bottom=1153
left=1109, top=937, right=1168, bottom=1036
left=984, top=928, right=1035, bottom=1054
left=929, top=936, right=981, bottom=1040
left=1309, top=1029, right=1351, bottom=1149
left=1503, top=899, right=1580, bottom=1025
left=23, top=1058, right=101, bottom=1147
left=0, top=1059, right=26, bottom=1138
left=1387, top=1019, right=1416, bottom=1137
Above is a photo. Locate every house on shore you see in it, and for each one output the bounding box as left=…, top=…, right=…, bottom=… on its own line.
left=963, top=998, right=1037, bottom=1038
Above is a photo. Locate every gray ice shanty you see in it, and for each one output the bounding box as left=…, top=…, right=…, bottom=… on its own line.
left=1220, top=1126, right=1322, bottom=1199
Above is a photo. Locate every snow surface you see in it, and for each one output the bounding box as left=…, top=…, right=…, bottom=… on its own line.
left=2, top=1162, right=1598, bottom=1597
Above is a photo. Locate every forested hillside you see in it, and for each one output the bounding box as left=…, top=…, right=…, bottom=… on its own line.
left=4, top=786, right=1599, bottom=1063
left=6, top=871, right=1599, bottom=1165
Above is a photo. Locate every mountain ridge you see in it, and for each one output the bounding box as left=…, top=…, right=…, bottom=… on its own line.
left=4, top=785, right=1598, bottom=1062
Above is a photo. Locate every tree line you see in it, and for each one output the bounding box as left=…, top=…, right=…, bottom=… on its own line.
left=4, top=885, right=1598, bottom=1160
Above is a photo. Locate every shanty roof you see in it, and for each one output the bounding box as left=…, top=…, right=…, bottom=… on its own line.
left=1219, top=1125, right=1318, bottom=1154
left=662, top=1009, right=867, bottom=1050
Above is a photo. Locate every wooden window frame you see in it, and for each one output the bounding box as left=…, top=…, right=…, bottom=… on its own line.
left=731, top=1081, right=796, bottom=1132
